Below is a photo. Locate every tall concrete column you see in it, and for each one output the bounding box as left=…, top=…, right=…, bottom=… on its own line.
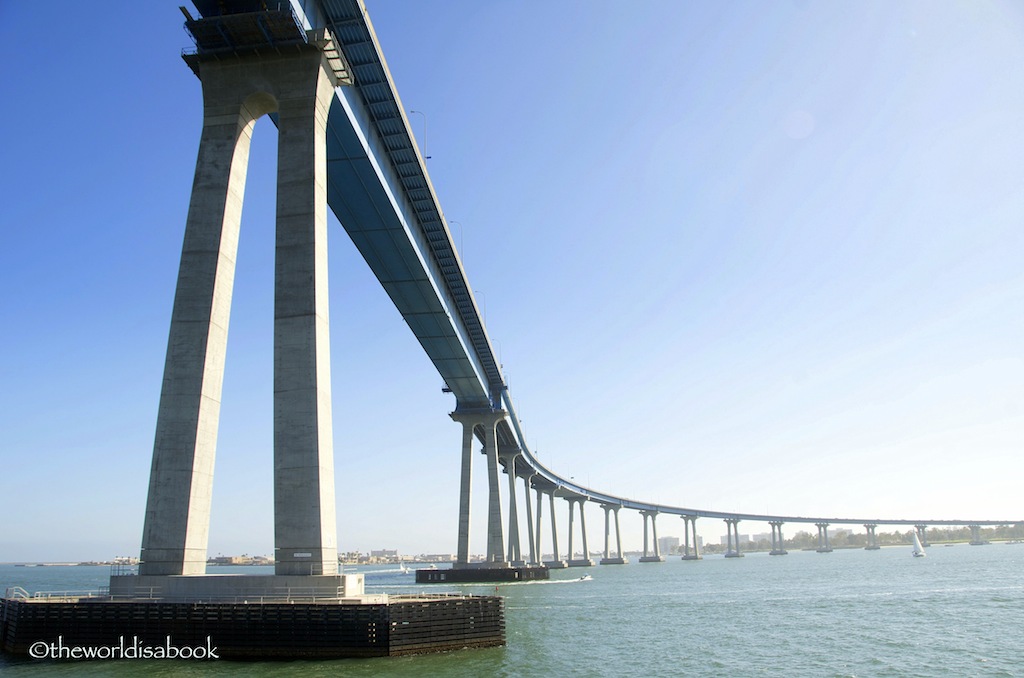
left=602, top=505, right=611, bottom=560
left=915, top=525, right=929, bottom=548
left=642, top=512, right=650, bottom=557
left=652, top=513, right=661, bottom=558
left=614, top=507, right=624, bottom=559
left=523, top=475, right=537, bottom=565
left=502, top=450, right=521, bottom=564
left=140, top=40, right=344, bottom=577
left=483, top=415, right=505, bottom=564
left=450, top=416, right=477, bottom=566
left=692, top=518, right=700, bottom=561
left=579, top=500, right=590, bottom=560
left=534, top=486, right=544, bottom=562
left=566, top=498, right=576, bottom=561
left=549, top=493, right=560, bottom=562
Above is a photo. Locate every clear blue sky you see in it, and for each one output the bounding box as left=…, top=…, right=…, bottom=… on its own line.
left=1, top=1, right=1021, bottom=561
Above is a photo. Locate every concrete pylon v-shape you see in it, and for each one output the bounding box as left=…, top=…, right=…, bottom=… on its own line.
left=140, top=38, right=345, bottom=578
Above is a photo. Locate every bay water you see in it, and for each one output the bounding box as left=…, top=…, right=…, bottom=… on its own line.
left=2, top=544, right=1022, bottom=676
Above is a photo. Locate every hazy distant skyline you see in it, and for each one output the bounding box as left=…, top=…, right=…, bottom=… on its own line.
left=1, top=1, right=1021, bottom=561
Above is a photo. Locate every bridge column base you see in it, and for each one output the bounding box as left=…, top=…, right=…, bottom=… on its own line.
left=724, top=551, right=744, bottom=558
left=543, top=560, right=569, bottom=569
left=567, top=559, right=595, bottom=567
left=769, top=549, right=788, bottom=556
left=816, top=547, right=834, bottom=553
left=599, top=557, right=628, bottom=565
left=638, top=556, right=665, bottom=563
left=864, top=545, right=881, bottom=550
left=681, top=554, right=703, bottom=561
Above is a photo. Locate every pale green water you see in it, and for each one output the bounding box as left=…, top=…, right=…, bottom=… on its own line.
left=3, top=545, right=1022, bottom=676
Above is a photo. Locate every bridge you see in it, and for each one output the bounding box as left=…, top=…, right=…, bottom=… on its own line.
left=136, top=0, right=1019, bottom=584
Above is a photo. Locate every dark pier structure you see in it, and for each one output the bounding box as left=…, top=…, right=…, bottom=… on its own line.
left=416, top=566, right=549, bottom=584
left=0, top=594, right=504, bottom=659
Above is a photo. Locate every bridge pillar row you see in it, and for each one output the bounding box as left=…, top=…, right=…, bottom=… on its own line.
left=140, top=33, right=348, bottom=577
left=681, top=515, right=702, bottom=560
left=864, top=524, right=880, bottom=550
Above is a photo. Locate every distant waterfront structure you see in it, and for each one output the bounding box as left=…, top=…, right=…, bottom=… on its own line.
left=658, top=536, right=680, bottom=555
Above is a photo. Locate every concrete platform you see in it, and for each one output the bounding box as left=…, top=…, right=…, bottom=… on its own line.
left=0, top=594, right=504, bottom=659
left=415, top=566, right=548, bottom=584
left=543, top=560, right=568, bottom=569
left=567, top=559, right=595, bottom=567
left=599, top=557, right=628, bottom=565
left=108, top=574, right=364, bottom=602
left=638, top=556, right=666, bottom=563
left=681, top=555, right=702, bottom=561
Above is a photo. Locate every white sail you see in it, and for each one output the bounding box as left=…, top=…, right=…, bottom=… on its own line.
left=912, top=532, right=926, bottom=557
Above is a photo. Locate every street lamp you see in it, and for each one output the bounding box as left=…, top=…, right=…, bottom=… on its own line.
left=409, top=110, right=431, bottom=159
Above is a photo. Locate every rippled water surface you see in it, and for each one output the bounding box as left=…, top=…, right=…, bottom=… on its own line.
left=3, top=544, right=1022, bottom=676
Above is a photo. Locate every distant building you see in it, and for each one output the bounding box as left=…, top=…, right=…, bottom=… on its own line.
left=658, top=536, right=680, bottom=554
left=370, top=549, right=398, bottom=559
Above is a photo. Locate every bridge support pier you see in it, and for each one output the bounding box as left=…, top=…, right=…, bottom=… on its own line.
left=450, top=411, right=507, bottom=568
left=864, top=523, right=880, bottom=550
left=139, top=36, right=347, bottom=578
left=639, top=510, right=665, bottom=562
left=523, top=475, right=538, bottom=564
left=501, top=449, right=523, bottom=566
left=769, top=521, right=788, bottom=555
left=724, top=518, right=744, bottom=557
left=815, top=523, right=833, bottom=553
left=543, top=492, right=567, bottom=568
left=681, top=515, right=702, bottom=560
left=914, top=524, right=930, bottom=548
left=567, top=498, right=594, bottom=566
left=600, top=505, right=628, bottom=564
left=969, top=524, right=987, bottom=545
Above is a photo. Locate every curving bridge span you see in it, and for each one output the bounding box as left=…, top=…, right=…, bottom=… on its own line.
left=153, top=0, right=1019, bottom=578
left=312, top=0, right=1018, bottom=565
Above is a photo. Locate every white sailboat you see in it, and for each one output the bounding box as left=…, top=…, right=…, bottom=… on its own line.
left=911, top=532, right=927, bottom=558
